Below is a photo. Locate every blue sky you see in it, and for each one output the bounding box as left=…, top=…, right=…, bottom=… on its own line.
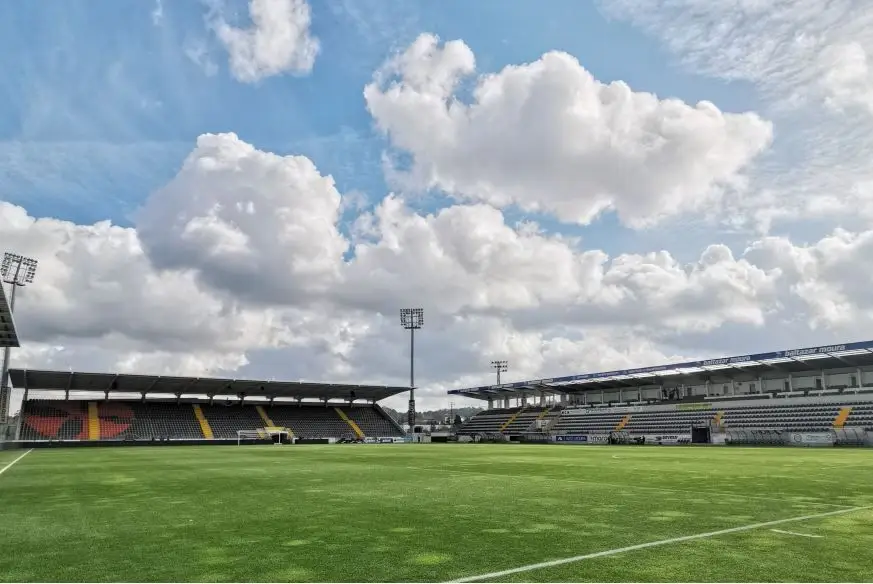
left=0, top=0, right=760, bottom=259
left=5, top=0, right=873, bottom=408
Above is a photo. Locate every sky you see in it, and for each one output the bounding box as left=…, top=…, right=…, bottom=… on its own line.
left=3, top=0, right=873, bottom=413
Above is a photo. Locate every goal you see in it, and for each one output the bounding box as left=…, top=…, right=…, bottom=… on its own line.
left=236, top=429, right=291, bottom=445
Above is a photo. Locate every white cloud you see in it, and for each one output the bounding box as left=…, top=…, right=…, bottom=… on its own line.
left=598, top=0, right=873, bottom=231
left=364, top=33, right=772, bottom=228
left=213, top=0, right=319, bottom=83
left=184, top=39, right=219, bottom=77
left=3, top=133, right=793, bottom=411
left=151, top=0, right=164, bottom=26
left=137, top=132, right=347, bottom=304
left=600, top=0, right=873, bottom=116
left=746, top=228, right=873, bottom=331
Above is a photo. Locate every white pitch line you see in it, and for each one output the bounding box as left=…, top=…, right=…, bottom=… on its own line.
left=0, top=448, right=33, bottom=477
left=771, top=529, right=823, bottom=538
left=448, top=505, right=870, bottom=583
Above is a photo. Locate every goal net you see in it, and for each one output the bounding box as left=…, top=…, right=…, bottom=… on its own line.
left=237, top=429, right=291, bottom=445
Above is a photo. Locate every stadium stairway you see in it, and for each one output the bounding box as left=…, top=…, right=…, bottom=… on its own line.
left=833, top=406, right=852, bottom=428
left=500, top=407, right=526, bottom=432
left=192, top=404, right=214, bottom=439
left=334, top=407, right=365, bottom=438
left=456, top=408, right=521, bottom=435
left=614, top=414, right=631, bottom=431
left=341, top=406, right=402, bottom=437
left=255, top=405, right=275, bottom=428
left=88, top=401, right=100, bottom=440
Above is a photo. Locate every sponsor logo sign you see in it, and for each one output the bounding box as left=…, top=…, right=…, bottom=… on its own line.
left=555, top=435, right=588, bottom=443
left=790, top=433, right=833, bottom=446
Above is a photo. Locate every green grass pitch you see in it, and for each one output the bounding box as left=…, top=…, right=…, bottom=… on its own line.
left=2, top=444, right=873, bottom=582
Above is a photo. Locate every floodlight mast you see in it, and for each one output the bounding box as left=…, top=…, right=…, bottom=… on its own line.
left=491, top=360, right=508, bottom=385
left=1, top=253, right=38, bottom=416
left=399, top=308, right=423, bottom=430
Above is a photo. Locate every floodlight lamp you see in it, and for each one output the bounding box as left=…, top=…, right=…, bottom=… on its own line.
left=1, top=252, right=38, bottom=285
left=399, top=307, right=424, bottom=329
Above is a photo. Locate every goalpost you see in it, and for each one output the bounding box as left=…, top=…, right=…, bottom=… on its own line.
left=237, top=429, right=291, bottom=445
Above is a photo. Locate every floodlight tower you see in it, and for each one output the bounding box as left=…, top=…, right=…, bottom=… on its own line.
left=399, top=308, right=423, bottom=430
left=1, top=253, right=38, bottom=402
left=491, top=360, right=508, bottom=385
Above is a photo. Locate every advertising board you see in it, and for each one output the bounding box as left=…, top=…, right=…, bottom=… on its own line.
left=555, top=435, right=587, bottom=443
left=554, top=434, right=609, bottom=444
left=789, top=432, right=834, bottom=447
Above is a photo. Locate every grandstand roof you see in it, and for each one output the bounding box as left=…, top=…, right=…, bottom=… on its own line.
left=0, top=283, right=19, bottom=348
left=449, top=340, right=873, bottom=400
left=8, top=369, right=409, bottom=401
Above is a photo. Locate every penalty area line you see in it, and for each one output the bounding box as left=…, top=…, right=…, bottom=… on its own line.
left=770, top=529, right=823, bottom=538
left=0, top=448, right=33, bottom=477
left=447, top=505, right=871, bottom=583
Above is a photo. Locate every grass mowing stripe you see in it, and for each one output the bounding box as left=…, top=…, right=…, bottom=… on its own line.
left=405, top=465, right=855, bottom=508
left=448, top=505, right=872, bottom=583
left=0, top=449, right=32, bottom=477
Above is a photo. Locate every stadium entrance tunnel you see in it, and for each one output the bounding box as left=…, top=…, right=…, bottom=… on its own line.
left=691, top=426, right=711, bottom=444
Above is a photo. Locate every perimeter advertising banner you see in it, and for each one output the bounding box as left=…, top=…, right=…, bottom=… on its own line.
left=555, top=435, right=588, bottom=443
left=554, top=434, right=609, bottom=444
left=789, top=432, right=834, bottom=447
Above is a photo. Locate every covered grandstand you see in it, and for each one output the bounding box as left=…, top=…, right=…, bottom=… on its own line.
left=9, top=369, right=409, bottom=445
left=451, top=341, right=873, bottom=446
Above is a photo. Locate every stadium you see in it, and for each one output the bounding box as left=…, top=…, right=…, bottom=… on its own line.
left=1, top=252, right=873, bottom=582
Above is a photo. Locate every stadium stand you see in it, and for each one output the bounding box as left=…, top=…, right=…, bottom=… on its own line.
left=550, top=409, right=627, bottom=435
left=17, top=400, right=406, bottom=442
left=9, top=369, right=409, bottom=444
left=623, top=409, right=714, bottom=435
left=341, top=405, right=404, bottom=437
left=457, top=396, right=873, bottom=440
left=199, top=404, right=267, bottom=439
left=842, top=403, right=873, bottom=430
left=456, top=408, right=520, bottom=434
